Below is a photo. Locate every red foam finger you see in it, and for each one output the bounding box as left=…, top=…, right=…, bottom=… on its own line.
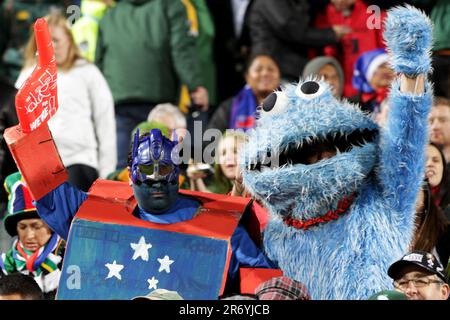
left=34, top=18, right=55, bottom=67
left=15, top=18, right=58, bottom=133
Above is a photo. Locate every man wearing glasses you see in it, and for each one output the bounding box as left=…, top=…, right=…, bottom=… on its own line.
left=388, top=250, right=449, bottom=300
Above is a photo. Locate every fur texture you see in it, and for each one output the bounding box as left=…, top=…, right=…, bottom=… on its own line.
left=242, top=6, right=433, bottom=300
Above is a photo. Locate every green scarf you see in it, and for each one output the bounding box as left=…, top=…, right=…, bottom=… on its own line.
left=1, top=235, right=64, bottom=277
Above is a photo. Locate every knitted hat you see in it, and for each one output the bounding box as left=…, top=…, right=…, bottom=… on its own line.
left=302, top=56, right=345, bottom=97
left=3, top=172, right=39, bottom=237
left=352, top=48, right=389, bottom=93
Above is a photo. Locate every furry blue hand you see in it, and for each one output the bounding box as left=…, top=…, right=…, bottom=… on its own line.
left=384, top=5, right=433, bottom=76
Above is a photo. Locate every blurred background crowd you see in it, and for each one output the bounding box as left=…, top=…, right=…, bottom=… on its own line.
left=0, top=0, right=449, bottom=300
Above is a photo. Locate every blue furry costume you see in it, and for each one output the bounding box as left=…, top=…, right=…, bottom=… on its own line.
left=242, top=6, right=434, bottom=300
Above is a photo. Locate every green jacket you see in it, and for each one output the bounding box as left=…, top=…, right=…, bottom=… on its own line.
left=190, top=0, right=217, bottom=106
left=95, top=0, right=204, bottom=104
left=411, top=0, right=450, bottom=51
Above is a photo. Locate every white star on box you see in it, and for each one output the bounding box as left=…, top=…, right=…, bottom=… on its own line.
left=157, top=255, right=174, bottom=273
left=147, top=276, right=159, bottom=290
left=105, top=260, right=124, bottom=280
left=130, top=236, right=152, bottom=261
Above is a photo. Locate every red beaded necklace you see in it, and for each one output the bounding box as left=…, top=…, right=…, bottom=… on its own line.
left=283, top=193, right=356, bottom=231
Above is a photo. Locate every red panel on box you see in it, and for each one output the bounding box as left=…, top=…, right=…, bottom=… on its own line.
left=3, top=124, right=67, bottom=200
left=240, top=268, right=283, bottom=294
left=75, top=180, right=250, bottom=296
left=78, top=180, right=251, bottom=239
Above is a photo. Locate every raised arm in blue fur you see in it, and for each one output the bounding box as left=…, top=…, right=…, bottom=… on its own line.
left=241, top=5, right=434, bottom=300
left=378, top=6, right=433, bottom=228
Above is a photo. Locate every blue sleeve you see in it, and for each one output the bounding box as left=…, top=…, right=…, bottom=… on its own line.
left=228, top=223, right=276, bottom=282
left=34, top=182, right=88, bottom=240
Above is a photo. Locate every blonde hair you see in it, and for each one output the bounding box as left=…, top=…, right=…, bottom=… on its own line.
left=216, top=131, right=247, bottom=164
left=23, top=12, right=81, bottom=71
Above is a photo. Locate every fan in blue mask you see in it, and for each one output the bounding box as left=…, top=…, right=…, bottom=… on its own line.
left=130, top=128, right=180, bottom=214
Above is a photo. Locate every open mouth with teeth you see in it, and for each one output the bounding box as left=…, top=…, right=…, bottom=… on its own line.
left=249, top=129, right=378, bottom=171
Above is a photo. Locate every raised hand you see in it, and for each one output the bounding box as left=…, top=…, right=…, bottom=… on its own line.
left=15, top=18, right=58, bottom=133
left=384, top=5, right=433, bottom=77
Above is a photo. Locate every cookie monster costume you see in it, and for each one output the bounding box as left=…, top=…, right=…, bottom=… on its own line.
left=242, top=6, right=434, bottom=300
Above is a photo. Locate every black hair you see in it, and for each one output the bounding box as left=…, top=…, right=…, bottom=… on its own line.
left=244, top=53, right=280, bottom=74
left=428, top=142, right=450, bottom=209
left=413, top=181, right=449, bottom=253
left=0, top=273, right=44, bottom=300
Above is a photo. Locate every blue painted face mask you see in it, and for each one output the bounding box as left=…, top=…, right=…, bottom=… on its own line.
left=130, top=129, right=180, bottom=213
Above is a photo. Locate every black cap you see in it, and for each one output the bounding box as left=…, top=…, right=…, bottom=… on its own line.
left=388, top=251, right=446, bottom=282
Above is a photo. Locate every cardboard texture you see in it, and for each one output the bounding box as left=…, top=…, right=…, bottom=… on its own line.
left=3, top=124, right=67, bottom=200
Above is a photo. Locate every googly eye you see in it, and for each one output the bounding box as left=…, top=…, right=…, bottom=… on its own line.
left=261, top=91, right=288, bottom=115
left=295, top=81, right=325, bottom=100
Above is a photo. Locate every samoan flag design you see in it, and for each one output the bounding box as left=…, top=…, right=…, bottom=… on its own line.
left=57, top=219, right=229, bottom=300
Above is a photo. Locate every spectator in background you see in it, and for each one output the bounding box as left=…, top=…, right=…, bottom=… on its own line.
left=247, top=0, right=349, bottom=83
left=429, top=97, right=450, bottom=164
left=388, top=251, right=449, bottom=300
left=425, top=143, right=450, bottom=218
left=315, top=0, right=387, bottom=97
left=147, top=103, right=188, bottom=140
left=0, top=274, right=44, bottom=300
left=208, top=55, right=280, bottom=133
left=413, top=181, right=450, bottom=268
left=0, top=0, right=68, bottom=85
left=411, top=0, right=450, bottom=99
left=96, top=0, right=208, bottom=169
left=302, top=56, right=344, bottom=98
left=16, top=13, right=117, bottom=191
left=71, top=0, right=114, bottom=62
left=350, top=48, right=394, bottom=113
left=0, top=75, right=17, bottom=217
left=0, top=172, right=65, bottom=300
left=187, top=131, right=246, bottom=194
left=206, top=0, right=252, bottom=103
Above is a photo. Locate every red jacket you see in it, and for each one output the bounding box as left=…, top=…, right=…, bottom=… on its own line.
left=316, top=0, right=386, bottom=97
